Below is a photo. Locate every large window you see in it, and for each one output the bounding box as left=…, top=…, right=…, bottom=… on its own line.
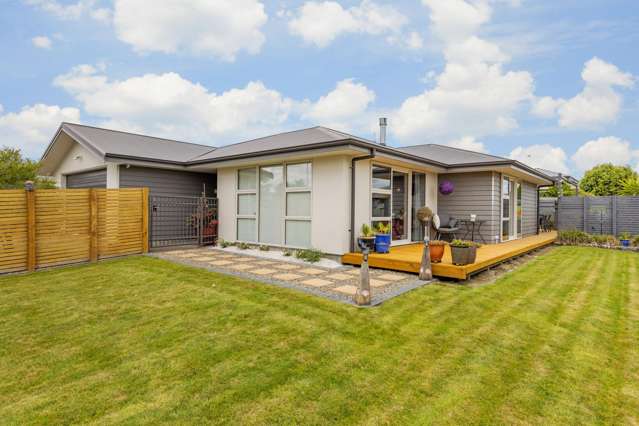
left=285, top=163, right=312, bottom=247
left=236, top=162, right=312, bottom=248
left=237, top=168, right=257, bottom=241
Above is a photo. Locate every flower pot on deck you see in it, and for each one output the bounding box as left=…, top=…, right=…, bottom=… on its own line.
left=358, top=236, right=376, bottom=252
left=429, top=242, right=446, bottom=263
left=450, top=246, right=477, bottom=266
left=375, top=233, right=391, bottom=253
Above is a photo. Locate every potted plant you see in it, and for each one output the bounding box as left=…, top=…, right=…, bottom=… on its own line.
left=358, top=223, right=376, bottom=251
left=450, top=239, right=481, bottom=265
left=429, top=240, right=447, bottom=263
left=374, top=222, right=391, bottom=253
left=620, top=232, right=632, bottom=247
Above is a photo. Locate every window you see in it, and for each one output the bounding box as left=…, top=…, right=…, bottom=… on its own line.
left=236, top=168, right=257, bottom=241
left=372, top=193, right=391, bottom=217
left=285, top=163, right=312, bottom=247
left=235, top=163, right=312, bottom=248
left=372, top=165, right=391, bottom=190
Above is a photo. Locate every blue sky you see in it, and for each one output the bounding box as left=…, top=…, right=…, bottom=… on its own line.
left=1, top=0, right=638, bottom=176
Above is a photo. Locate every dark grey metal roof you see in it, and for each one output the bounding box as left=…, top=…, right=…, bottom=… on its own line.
left=536, top=168, right=579, bottom=185
left=189, top=126, right=374, bottom=162
left=397, top=144, right=509, bottom=165
left=54, top=123, right=215, bottom=163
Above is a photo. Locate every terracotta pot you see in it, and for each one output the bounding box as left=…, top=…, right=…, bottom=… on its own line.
left=429, top=243, right=445, bottom=263
left=451, top=246, right=477, bottom=265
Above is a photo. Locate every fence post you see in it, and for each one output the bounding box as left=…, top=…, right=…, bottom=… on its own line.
left=142, top=188, right=149, bottom=253
left=89, top=189, right=98, bottom=262
left=25, top=181, right=36, bottom=272
left=612, top=196, right=617, bottom=236
left=583, top=197, right=588, bottom=233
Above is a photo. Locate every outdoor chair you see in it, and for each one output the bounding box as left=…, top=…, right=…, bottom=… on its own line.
left=434, top=215, right=460, bottom=241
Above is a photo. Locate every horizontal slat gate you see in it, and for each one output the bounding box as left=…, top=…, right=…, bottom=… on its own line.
left=0, top=188, right=149, bottom=274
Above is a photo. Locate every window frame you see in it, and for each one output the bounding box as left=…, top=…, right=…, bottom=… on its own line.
left=235, top=161, right=313, bottom=248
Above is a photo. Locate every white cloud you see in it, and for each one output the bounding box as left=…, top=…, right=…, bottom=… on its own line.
left=447, top=136, right=487, bottom=153
left=24, top=0, right=110, bottom=22
left=571, top=136, right=639, bottom=172
left=535, top=57, right=635, bottom=129
left=288, top=0, right=407, bottom=48
left=391, top=0, right=533, bottom=144
left=0, top=103, right=81, bottom=158
left=509, top=144, right=569, bottom=174
left=302, top=79, right=375, bottom=131
left=31, top=36, right=52, bottom=49
left=113, top=0, right=267, bottom=61
left=54, top=64, right=295, bottom=143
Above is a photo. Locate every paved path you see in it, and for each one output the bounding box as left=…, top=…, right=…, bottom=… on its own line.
left=153, top=248, right=431, bottom=306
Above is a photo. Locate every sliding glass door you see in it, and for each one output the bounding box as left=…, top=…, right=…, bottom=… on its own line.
left=411, top=172, right=426, bottom=242
left=392, top=172, right=408, bottom=241
left=259, top=165, right=284, bottom=244
left=502, top=176, right=523, bottom=241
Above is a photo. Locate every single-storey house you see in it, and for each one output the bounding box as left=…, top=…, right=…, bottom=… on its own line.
left=39, top=121, right=553, bottom=256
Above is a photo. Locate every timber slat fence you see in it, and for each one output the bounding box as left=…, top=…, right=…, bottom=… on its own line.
left=557, top=195, right=639, bottom=236
left=0, top=188, right=149, bottom=274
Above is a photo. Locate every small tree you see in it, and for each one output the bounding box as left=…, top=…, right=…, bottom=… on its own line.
left=621, top=176, right=639, bottom=196
left=579, top=164, right=637, bottom=196
left=0, top=147, right=56, bottom=189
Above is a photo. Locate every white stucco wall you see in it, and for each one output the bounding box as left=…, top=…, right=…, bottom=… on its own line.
left=353, top=158, right=372, bottom=249
left=217, top=167, right=236, bottom=243
left=52, top=142, right=105, bottom=188
left=311, top=155, right=351, bottom=255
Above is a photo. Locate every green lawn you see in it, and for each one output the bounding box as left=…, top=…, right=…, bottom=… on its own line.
left=1, top=247, right=638, bottom=425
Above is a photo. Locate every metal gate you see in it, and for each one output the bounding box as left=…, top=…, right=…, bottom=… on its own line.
left=150, top=195, right=218, bottom=249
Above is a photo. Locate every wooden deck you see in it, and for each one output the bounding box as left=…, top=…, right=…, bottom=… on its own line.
left=342, top=231, right=557, bottom=280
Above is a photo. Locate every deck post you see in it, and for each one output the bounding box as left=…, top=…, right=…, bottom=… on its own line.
left=355, top=244, right=371, bottom=306
left=419, top=220, right=432, bottom=281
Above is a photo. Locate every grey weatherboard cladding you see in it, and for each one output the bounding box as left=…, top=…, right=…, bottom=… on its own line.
left=437, top=172, right=501, bottom=242
left=119, top=166, right=216, bottom=197
left=66, top=169, right=107, bottom=188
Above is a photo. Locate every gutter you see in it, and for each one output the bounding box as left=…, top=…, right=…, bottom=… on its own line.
left=350, top=148, right=376, bottom=253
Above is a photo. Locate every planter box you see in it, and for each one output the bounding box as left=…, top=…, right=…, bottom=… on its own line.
left=451, top=246, right=477, bottom=265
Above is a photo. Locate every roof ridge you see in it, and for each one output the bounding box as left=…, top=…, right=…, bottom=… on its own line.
left=315, top=126, right=375, bottom=144
left=62, top=122, right=215, bottom=149
left=404, top=143, right=508, bottom=161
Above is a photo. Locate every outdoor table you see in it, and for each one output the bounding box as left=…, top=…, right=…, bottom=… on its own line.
left=459, top=219, right=487, bottom=243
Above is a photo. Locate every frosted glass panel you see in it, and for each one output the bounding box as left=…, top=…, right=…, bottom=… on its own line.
left=237, top=218, right=255, bottom=241
left=238, top=168, right=256, bottom=190
left=259, top=166, right=284, bottom=244
left=287, top=163, right=311, bottom=188
left=286, top=192, right=311, bottom=217
left=286, top=220, right=311, bottom=247
left=237, top=194, right=256, bottom=215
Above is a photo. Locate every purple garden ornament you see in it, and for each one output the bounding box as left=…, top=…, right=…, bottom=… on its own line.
left=439, top=180, right=454, bottom=195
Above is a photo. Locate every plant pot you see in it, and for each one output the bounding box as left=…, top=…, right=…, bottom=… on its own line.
left=620, top=239, right=630, bottom=247
left=450, top=246, right=477, bottom=265
left=375, top=233, right=391, bottom=253
left=429, top=243, right=445, bottom=263
left=357, top=236, right=376, bottom=252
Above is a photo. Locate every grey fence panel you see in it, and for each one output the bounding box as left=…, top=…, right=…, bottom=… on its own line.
left=557, top=195, right=639, bottom=236
left=539, top=197, right=557, bottom=227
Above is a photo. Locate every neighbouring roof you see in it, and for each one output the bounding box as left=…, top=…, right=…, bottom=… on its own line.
left=536, top=168, right=580, bottom=185
left=398, top=144, right=510, bottom=165
left=43, top=123, right=215, bottom=164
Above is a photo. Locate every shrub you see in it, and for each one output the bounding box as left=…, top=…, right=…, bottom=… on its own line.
left=429, top=240, right=448, bottom=246
left=450, top=239, right=481, bottom=248
left=259, top=244, right=270, bottom=251
left=633, top=236, right=639, bottom=247
left=619, top=232, right=632, bottom=240
left=237, top=242, right=251, bottom=250
left=282, top=249, right=293, bottom=257
left=375, top=222, right=390, bottom=234
left=295, top=248, right=322, bottom=263
left=218, top=239, right=233, bottom=248
left=558, top=230, right=592, bottom=245
left=360, top=223, right=375, bottom=238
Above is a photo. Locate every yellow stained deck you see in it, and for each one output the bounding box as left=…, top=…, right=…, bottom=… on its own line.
left=342, top=231, right=557, bottom=280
